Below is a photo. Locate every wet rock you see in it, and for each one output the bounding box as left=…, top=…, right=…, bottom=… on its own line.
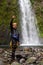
left=7, top=58, right=11, bottom=62
left=3, top=51, right=8, bottom=58
left=11, top=61, right=20, bottom=65
left=20, top=58, right=25, bottom=64
left=38, top=60, right=43, bottom=65
left=4, top=51, right=9, bottom=55
left=41, top=50, right=43, bottom=56
left=16, top=55, right=23, bottom=61
left=0, top=61, right=5, bottom=65
left=26, top=57, right=37, bottom=64
left=22, top=63, right=28, bottom=65
left=41, top=49, right=43, bottom=52
left=36, top=52, right=41, bottom=57
left=0, top=48, right=4, bottom=54
left=0, top=58, right=4, bottom=62
left=23, top=47, right=29, bottom=51
left=0, top=57, right=7, bottom=63
left=0, top=48, right=43, bottom=65
left=34, top=48, right=38, bottom=53
left=23, top=47, right=32, bottom=52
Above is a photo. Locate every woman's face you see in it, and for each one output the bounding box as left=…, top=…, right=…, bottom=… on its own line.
left=12, top=23, right=17, bottom=29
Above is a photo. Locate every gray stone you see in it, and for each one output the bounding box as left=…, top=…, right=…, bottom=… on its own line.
left=26, top=57, right=37, bottom=64
left=0, top=58, right=7, bottom=63
left=22, top=63, right=28, bottom=65
left=11, top=61, right=20, bottom=65
left=0, top=61, right=5, bottom=65
left=4, top=51, right=8, bottom=54
left=0, top=58, right=3, bottom=61
left=36, top=52, right=41, bottom=57
left=0, top=48, right=4, bottom=54
left=38, top=60, right=43, bottom=65
left=20, top=58, right=25, bottom=64
left=7, top=58, right=12, bottom=63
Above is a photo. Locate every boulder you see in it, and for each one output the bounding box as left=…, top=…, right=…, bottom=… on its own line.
left=26, top=57, right=37, bottom=64
left=0, top=61, right=5, bottom=65
left=20, top=58, right=25, bottom=64
left=23, top=47, right=29, bottom=51
left=36, top=52, right=41, bottom=57
left=38, top=60, right=43, bottom=65
left=11, top=61, right=20, bottom=65
left=0, top=48, right=4, bottom=54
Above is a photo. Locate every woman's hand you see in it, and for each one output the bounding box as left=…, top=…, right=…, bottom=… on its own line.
left=12, top=15, right=16, bottom=19
left=17, top=42, right=20, bottom=46
left=10, top=40, right=12, bottom=48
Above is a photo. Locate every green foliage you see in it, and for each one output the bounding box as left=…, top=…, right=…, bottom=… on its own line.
left=0, top=0, right=20, bottom=44
left=30, top=0, right=43, bottom=37
left=30, top=0, right=34, bottom=4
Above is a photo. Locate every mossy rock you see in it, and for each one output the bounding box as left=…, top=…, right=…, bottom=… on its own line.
left=26, top=57, right=37, bottom=64
left=11, top=61, right=20, bottom=65
left=37, top=60, right=43, bottom=65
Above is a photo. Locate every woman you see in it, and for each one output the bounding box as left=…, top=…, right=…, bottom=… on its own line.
left=10, top=16, right=20, bottom=61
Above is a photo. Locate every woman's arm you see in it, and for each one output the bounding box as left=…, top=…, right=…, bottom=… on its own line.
left=10, top=15, right=16, bottom=33
left=10, top=15, right=16, bottom=26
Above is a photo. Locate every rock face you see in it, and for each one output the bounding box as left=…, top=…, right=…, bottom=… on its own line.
left=11, top=61, right=20, bottom=65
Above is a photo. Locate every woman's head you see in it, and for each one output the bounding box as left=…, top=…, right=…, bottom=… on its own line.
left=10, top=21, right=18, bottom=34
left=12, top=22, right=17, bottom=29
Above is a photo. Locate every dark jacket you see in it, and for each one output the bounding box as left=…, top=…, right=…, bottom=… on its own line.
left=10, top=18, right=19, bottom=45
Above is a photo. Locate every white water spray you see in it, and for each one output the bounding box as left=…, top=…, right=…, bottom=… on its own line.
left=19, top=0, right=42, bottom=46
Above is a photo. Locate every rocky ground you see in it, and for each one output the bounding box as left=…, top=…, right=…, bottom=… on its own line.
left=0, top=47, right=43, bottom=65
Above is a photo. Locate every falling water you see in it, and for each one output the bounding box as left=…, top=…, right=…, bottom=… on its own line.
left=19, top=0, right=42, bottom=46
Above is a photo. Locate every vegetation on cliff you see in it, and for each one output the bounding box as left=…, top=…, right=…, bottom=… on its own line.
left=0, top=0, right=20, bottom=44
left=30, top=0, right=43, bottom=37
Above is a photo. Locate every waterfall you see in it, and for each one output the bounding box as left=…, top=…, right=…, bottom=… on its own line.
left=19, top=0, right=42, bottom=46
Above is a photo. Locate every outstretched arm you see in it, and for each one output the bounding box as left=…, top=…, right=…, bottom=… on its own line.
left=10, top=15, right=16, bottom=33
left=10, top=15, right=16, bottom=24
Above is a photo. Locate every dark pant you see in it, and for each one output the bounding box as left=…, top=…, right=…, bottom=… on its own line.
left=12, top=44, right=17, bottom=60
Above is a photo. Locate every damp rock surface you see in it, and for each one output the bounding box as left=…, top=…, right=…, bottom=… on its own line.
left=0, top=47, right=43, bottom=65
left=26, top=57, right=37, bottom=64
left=0, top=61, right=5, bottom=65
left=11, top=61, right=20, bottom=65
